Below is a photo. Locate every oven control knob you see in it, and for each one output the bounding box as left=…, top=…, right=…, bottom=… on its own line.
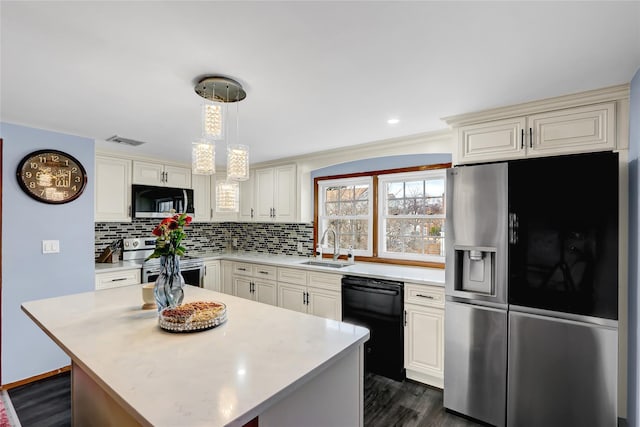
left=132, top=241, right=139, bottom=248
left=124, top=241, right=129, bottom=248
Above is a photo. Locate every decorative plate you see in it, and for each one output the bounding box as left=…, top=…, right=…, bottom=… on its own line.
left=158, top=301, right=227, bottom=333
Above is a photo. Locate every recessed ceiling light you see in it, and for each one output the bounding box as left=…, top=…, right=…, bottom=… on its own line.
left=387, top=118, right=400, bottom=125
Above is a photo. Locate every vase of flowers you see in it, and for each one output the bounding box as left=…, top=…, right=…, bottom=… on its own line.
left=147, top=212, right=192, bottom=312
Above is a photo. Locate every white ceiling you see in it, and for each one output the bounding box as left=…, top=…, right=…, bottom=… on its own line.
left=1, top=1, right=639, bottom=166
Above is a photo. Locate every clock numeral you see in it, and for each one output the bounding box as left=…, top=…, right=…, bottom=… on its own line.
left=30, top=162, right=38, bottom=169
left=64, top=159, right=69, bottom=166
left=71, top=167, right=77, bottom=173
left=39, top=157, right=47, bottom=163
left=29, top=182, right=36, bottom=189
left=72, top=185, right=77, bottom=191
left=51, top=155, right=59, bottom=162
left=40, top=190, right=46, bottom=196
left=25, top=172, right=32, bottom=178
left=74, top=176, right=81, bottom=183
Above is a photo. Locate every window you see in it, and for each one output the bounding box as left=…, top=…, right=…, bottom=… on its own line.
left=378, top=170, right=445, bottom=263
left=317, top=177, right=373, bottom=256
left=314, top=164, right=449, bottom=267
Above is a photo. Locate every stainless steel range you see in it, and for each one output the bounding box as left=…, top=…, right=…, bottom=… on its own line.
left=122, top=238, right=205, bottom=287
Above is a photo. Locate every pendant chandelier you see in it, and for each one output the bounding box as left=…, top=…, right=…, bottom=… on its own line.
left=192, top=76, right=249, bottom=181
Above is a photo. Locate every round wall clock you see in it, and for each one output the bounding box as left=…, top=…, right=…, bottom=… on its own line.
left=16, top=149, right=88, bottom=204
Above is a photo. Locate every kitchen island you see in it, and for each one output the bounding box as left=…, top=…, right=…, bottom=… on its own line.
left=22, top=285, right=369, bottom=426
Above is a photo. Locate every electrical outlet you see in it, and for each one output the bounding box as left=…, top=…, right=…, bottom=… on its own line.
left=42, top=240, right=60, bottom=254
left=297, top=242, right=303, bottom=252
left=232, top=238, right=238, bottom=247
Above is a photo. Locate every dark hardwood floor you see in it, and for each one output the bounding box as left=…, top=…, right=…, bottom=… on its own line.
left=8, top=372, right=70, bottom=427
left=364, top=373, right=482, bottom=427
left=7, top=371, right=480, bottom=427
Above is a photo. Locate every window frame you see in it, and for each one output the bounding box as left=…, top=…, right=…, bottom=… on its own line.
left=314, top=163, right=450, bottom=269
left=316, top=176, right=374, bottom=257
left=377, top=169, right=446, bottom=264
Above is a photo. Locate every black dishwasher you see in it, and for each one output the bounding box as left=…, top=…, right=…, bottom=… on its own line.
left=342, top=275, right=405, bottom=381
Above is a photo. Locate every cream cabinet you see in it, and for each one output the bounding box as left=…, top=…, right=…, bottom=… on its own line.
left=202, top=260, right=220, bottom=292
left=404, top=282, right=444, bottom=388
left=133, top=160, right=191, bottom=188
left=231, top=262, right=278, bottom=306
left=238, top=171, right=256, bottom=222
left=95, top=268, right=141, bottom=290
left=277, top=268, right=341, bottom=320
left=255, top=164, right=296, bottom=222
left=220, top=260, right=234, bottom=295
left=95, top=155, right=132, bottom=222
left=457, top=102, right=616, bottom=164
left=191, top=173, right=211, bottom=222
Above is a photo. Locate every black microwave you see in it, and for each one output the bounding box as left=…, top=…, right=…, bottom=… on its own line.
left=132, top=184, right=194, bottom=218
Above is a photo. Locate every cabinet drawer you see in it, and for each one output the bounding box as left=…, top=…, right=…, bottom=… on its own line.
left=405, top=283, right=444, bottom=308
left=308, top=271, right=342, bottom=291
left=95, top=269, right=141, bottom=290
left=278, top=267, right=308, bottom=285
left=253, top=264, right=277, bottom=279
left=233, top=262, right=254, bottom=276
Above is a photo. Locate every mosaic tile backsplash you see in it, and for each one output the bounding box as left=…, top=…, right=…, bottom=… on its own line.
left=95, top=219, right=314, bottom=259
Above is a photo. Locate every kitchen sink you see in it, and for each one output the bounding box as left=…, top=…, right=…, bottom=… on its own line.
left=302, top=260, right=350, bottom=269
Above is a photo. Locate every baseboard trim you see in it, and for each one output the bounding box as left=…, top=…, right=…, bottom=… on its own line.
left=0, top=365, right=71, bottom=391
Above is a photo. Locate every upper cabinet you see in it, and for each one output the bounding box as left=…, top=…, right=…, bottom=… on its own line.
left=95, top=155, right=132, bottom=222
left=238, top=171, right=256, bottom=222
left=191, top=173, right=211, bottom=223
left=133, top=161, right=191, bottom=188
left=456, top=102, right=616, bottom=164
left=255, top=164, right=296, bottom=222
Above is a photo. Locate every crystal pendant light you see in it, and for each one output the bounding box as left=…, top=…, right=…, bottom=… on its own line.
left=191, top=138, right=215, bottom=175
left=227, top=101, right=250, bottom=181
left=215, top=179, right=239, bottom=212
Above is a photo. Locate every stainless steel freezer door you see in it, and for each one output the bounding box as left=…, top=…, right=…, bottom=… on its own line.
left=444, top=300, right=507, bottom=427
left=507, top=310, right=618, bottom=427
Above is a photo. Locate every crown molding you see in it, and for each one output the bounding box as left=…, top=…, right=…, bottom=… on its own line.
left=442, top=83, right=630, bottom=127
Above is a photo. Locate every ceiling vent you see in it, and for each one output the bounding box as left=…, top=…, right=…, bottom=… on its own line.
left=106, top=135, right=147, bottom=146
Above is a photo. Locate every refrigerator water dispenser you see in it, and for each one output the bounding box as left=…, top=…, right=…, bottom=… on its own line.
left=455, top=248, right=495, bottom=294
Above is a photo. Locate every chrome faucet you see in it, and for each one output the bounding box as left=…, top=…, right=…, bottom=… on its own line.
left=320, top=228, right=339, bottom=261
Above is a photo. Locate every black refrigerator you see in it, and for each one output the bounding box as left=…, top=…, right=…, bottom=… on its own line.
left=444, top=151, right=619, bottom=427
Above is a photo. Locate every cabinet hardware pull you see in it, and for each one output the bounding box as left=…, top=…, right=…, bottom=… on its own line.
left=416, top=294, right=434, bottom=299
left=529, top=127, right=533, bottom=148
left=259, top=271, right=269, bottom=275
left=128, top=205, right=132, bottom=217
left=250, top=208, right=254, bottom=218
left=204, top=266, right=207, bottom=275
left=211, top=208, right=213, bottom=218
left=238, top=267, right=247, bottom=271
left=272, top=208, right=276, bottom=218
left=521, top=129, right=524, bottom=149
left=404, top=310, right=407, bottom=326
left=111, top=278, right=128, bottom=282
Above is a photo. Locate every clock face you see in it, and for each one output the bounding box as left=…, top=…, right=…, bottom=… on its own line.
left=16, top=150, right=87, bottom=204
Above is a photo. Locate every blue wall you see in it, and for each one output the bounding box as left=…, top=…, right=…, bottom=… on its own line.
left=310, top=153, right=452, bottom=179
left=629, top=69, right=640, bottom=427
left=1, top=123, right=95, bottom=384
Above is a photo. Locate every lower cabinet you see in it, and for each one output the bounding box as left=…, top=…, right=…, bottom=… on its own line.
left=233, top=276, right=277, bottom=306
left=220, top=260, right=234, bottom=295
left=231, top=262, right=278, bottom=306
left=95, top=268, right=141, bottom=290
left=277, top=268, right=341, bottom=321
left=404, top=283, right=445, bottom=388
left=202, top=260, right=220, bottom=292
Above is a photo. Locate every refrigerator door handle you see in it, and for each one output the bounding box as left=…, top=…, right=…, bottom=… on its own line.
left=508, top=213, right=518, bottom=244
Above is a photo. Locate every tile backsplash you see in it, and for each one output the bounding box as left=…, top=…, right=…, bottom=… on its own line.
left=95, top=219, right=314, bottom=259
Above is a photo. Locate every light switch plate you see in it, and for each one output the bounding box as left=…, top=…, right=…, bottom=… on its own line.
left=42, top=240, right=60, bottom=254
left=297, top=242, right=304, bottom=252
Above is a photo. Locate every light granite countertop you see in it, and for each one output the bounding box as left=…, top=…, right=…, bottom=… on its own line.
left=96, top=251, right=445, bottom=287
left=22, top=285, right=369, bottom=426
